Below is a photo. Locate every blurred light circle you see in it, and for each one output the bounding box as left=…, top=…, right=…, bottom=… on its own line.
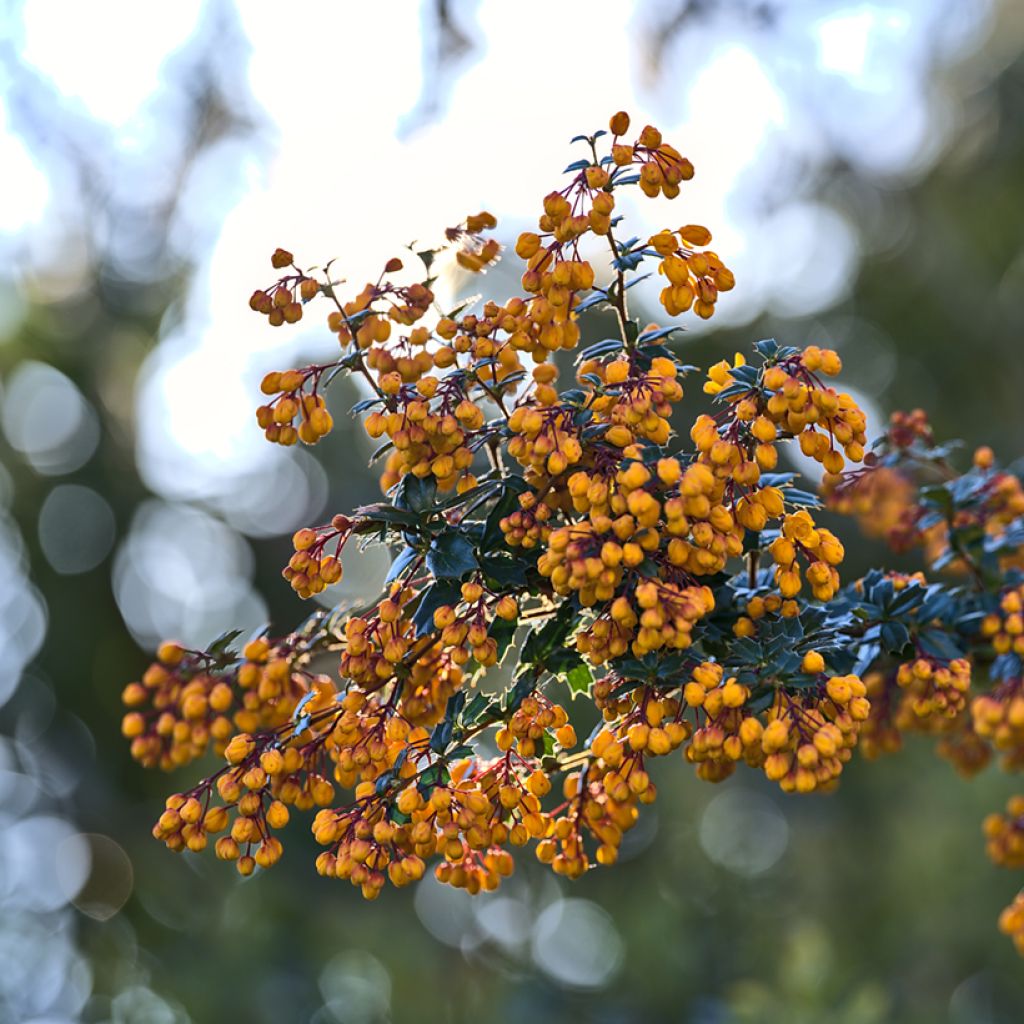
left=110, top=985, right=187, bottom=1024
left=0, top=911, right=92, bottom=1021
left=318, top=949, right=391, bottom=1024
left=0, top=460, right=13, bottom=510
left=0, top=522, right=47, bottom=703
left=15, top=710, right=96, bottom=800
left=0, top=361, right=100, bottom=475
left=0, top=815, right=90, bottom=912
left=949, top=971, right=995, bottom=1024
left=699, top=787, right=789, bottom=877
left=38, top=484, right=116, bottom=574
left=617, top=801, right=659, bottom=861
left=820, top=315, right=898, bottom=395
left=0, top=765, right=40, bottom=816
left=530, top=898, right=624, bottom=990
left=761, top=202, right=859, bottom=318
left=133, top=853, right=214, bottom=933
left=62, top=833, right=134, bottom=921
left=473, top=896, right=531, bottom=953
left=413, top=871, right=477, bottom=948
left=219, top=448, right=329, bottom=538
left=112, top=500, right=266, bottom=648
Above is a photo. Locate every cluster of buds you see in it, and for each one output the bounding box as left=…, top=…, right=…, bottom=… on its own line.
left=327, top=691, right=425, bottom=788
left=894, top=656, right=972, bottom=729
left=285, top=518, right=349, bottom=597
left=586, top=356, right=684, bottom=448
left=497, top=694, right=576, bottom=757
left=507, top=403, right=583, bottom=479
left=857, top=670, right=904, bottom=760
left=680, top=664, right=869, bottom=792
left=750, top=678, right=869, bottom=793
left=703, top=346, right=866, bottom=481
left=367, top=387, right=482, bottom=494
left=248, top=248, right=318, bottom=326
left=650, top=225, right=735, bottom=319
left=769, top=510, right=845, bottom=601
left=122, top=637, right=323, bottom=772
left=592, top=688, right=690, bottom=762
left=609, top=113, right=694, bottom=199
left=121, top=642, right=235, bottom=769
left=537, top=767, right=647, bottom=876
left=981, top=585, right=1024, bottom=656
left=257, top=367, right=334, bottom=446
left=999, top=893, right=1024, bottom=955
left=152, top=723, right=336, bottom=876
left=499, top=489, right=555, bottom=549
left=433, top=580, right=518, bottom=668
left=971, top=677, right=1024, bottom=770
left=328, top=267, right=435, bottom=346
left=823, top=466, right=918, bottom=547
left=984, top=796, right=1024, bottom=869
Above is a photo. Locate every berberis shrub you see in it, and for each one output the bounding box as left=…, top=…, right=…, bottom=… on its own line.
left=121, top=111, right=1024, bottom=954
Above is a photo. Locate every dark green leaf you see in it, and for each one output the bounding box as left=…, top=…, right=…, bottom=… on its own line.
left=412, top=581, right=461, bottom=636
left=393, top=474, right=437, bottom=513
left=459, top=692, right=490, bottom=727
left=385, top=545, right=420, bottom=584
left=488, top=615, right=518, bottom=662
left=207, top=629, right=243, bottom=658
left=353, top=503, right=421, bottom=529
left=478, top=552, right=530, bottom=588
left=426, top=533, right=478, bottom=580
left=564, top=662, right=592, bottom=698
left=637, top=326, right=680, bottom=344
left=917, top=628, right=964, bottom=661
left=880, top=621, right=911, bottom=654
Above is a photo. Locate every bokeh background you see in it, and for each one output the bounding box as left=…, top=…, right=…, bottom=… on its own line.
left=2, top=1, right=1024, bottom=1021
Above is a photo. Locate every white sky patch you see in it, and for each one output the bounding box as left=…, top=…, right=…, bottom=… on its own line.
left=815, top=5, right=912, bottom=85
left=18, top=0, right=203, bottom=127
left=0, top=99, right=49, bottom=234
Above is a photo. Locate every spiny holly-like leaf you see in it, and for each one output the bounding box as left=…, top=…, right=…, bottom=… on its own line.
left=385, top=545, right=420, bottom=585
left=488, top=616, right=518, bottom=663
left=393, top=474, right=437, bottom=514
left=207, top=629, right=243, bottom=659
left=412, top=581, right=461, bottom=636
left=426, top=533, right=478, bottom=580
left=564, top=662, right=593, bottom=698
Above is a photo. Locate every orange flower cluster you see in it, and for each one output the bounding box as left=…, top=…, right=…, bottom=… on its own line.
left=895, top=656, right=972, bottom=729
left=120, top=639, right=325, bottom=770
left=684, top=668, right=869, bottom=792
left=651, top=225, right=734, bottom=319
left=256, top=367, right=334, bottom=446
left=984, top=795, right=1024, bottom=869
left=971, top=676, right=1024, bottom=771
left=999, top=893, right=1024, bottom=955
left=120, top=110, right=1024, bottom=961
